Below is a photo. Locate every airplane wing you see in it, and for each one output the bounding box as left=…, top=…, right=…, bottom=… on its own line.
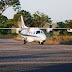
left=0, top=27, right=71, bottom=33
left=0, top=28, right=29, bottom=34
left=0, top=28, right=29, bottom=30
left=0, top=27, right=70, bottom=30
left=24, top=27, right=71, bottom=33
left=38, top=28, right=71, bottom=33
left=0, top=28, right=18, bottom=29
left=22, top=27, right=68, bottom=29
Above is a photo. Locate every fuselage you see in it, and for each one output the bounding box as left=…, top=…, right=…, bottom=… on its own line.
left=21, top=28, right=47, bottom=43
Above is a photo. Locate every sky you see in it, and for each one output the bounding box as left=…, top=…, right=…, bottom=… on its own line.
left=3, top=0, right=72, bottom=22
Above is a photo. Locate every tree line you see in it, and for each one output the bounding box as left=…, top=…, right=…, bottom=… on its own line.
left=0, top=0, right=72, bottom=36
left=0, top=10, right=52, bottom=34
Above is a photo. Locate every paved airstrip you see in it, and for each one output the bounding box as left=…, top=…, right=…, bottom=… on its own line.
left=0, top=38, right=72, bottom=72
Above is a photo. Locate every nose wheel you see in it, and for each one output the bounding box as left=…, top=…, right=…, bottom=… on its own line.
left=23, top=40, right=26, bottom=44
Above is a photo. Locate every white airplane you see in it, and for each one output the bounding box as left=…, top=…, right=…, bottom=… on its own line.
left=0, top=15, right=72, bottom=45
left=20, top=15, right=47, bottom=44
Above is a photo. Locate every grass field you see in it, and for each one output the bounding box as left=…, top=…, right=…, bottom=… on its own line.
left=45, top=36, right=72, bottom=44
left=0, top=33, right=18, bottom=37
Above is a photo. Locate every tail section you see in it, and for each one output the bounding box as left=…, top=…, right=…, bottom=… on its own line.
left=21, top=15, right=27, bottom=28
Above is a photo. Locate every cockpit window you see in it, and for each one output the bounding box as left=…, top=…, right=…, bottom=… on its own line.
left=36, top=31, right=40, bottom=34
left=34, top=32, right=35, bottom=34
left=36, top=31, right=44, bottom=34
left=41, top=31, right=44, bottom=34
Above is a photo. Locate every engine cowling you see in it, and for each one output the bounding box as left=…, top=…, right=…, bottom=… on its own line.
left=16, top=28, right=22, bottom=33
left=46, top=28, right=53, bottom=33
left=67, top=29, right=72, bottom=32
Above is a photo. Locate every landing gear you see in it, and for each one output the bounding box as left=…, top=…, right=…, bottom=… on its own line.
left=39, top=42, right=44, bottom=45
left=23, top=40, right=26, bottom=44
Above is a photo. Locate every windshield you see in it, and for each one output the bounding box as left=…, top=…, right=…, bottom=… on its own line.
left=36, top=30, right=44, bottom=34
left=36, top=31, right=40, bottom=34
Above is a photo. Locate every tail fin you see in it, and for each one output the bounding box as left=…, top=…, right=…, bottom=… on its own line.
left=21, top=15, right=27, bottom=28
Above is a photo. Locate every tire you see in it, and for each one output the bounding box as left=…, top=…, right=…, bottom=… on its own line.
left=39, top=42, right=44, bottom=45
left=23, top=40, right=26, bottom=44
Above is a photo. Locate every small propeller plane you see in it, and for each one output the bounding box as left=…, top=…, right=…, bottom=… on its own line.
left=0, top=15, right=72, bottom=45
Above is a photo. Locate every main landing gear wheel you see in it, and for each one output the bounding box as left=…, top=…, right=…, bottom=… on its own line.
left=23, top=40, right=26, bottom=44
left=39, top=42, right=44, bottom=45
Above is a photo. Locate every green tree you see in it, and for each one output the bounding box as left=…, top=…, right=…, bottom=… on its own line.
left=0, top=23, right=5, bottom=28
left=32, top=11, right=52, bottom=27
left=5, top=14, right=20, bottom=28
left=57, top=21, right=67, bottom=36
left=57, top=22, right=65, bottom=28
left=65, top=20, right=72, bottom=28
left=17, top=10, right=52, bottom=27
left=0, top=0, right=21, bottom=15
left=65, top=20, right=72, bottom=36
left=13, top=14, right=21, bottom=21
left=0, top=23, right=8, bottom=34
left=17, top=10, right=33, bottom=27
left=5, top=19, right=15, bottom=28
left=13, top=14, right=21, bottom=27
left=0, top=15, right=11, bottom=34
left=0, top=15, right=8, bottom=24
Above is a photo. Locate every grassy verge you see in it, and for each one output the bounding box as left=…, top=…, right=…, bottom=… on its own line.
left=45, top=36, right=72, bottom=45
left=0, top=33, right=18, bottom=37
left=60, top=41, right=72, bottom=45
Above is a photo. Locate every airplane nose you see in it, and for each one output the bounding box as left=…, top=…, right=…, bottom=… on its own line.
left=42, top=34, right=47, bottom=41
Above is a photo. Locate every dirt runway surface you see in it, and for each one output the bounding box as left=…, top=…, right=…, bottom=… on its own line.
left=0, top=38, right=72, bottom=72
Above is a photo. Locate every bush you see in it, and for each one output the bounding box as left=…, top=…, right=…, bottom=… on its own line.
left=60, top=41, right=72, bottom=45
left=0, top=33, right=18, bottom=37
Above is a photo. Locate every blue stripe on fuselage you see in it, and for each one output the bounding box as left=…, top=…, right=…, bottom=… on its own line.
left=22, top=34, right=40, bottom=38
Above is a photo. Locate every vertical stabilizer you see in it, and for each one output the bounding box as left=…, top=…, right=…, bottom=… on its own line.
left=21, top=15, right=27, bottom=28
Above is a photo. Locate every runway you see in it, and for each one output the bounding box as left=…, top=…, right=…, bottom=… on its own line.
left=0, top=38, right=72, bottom=72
